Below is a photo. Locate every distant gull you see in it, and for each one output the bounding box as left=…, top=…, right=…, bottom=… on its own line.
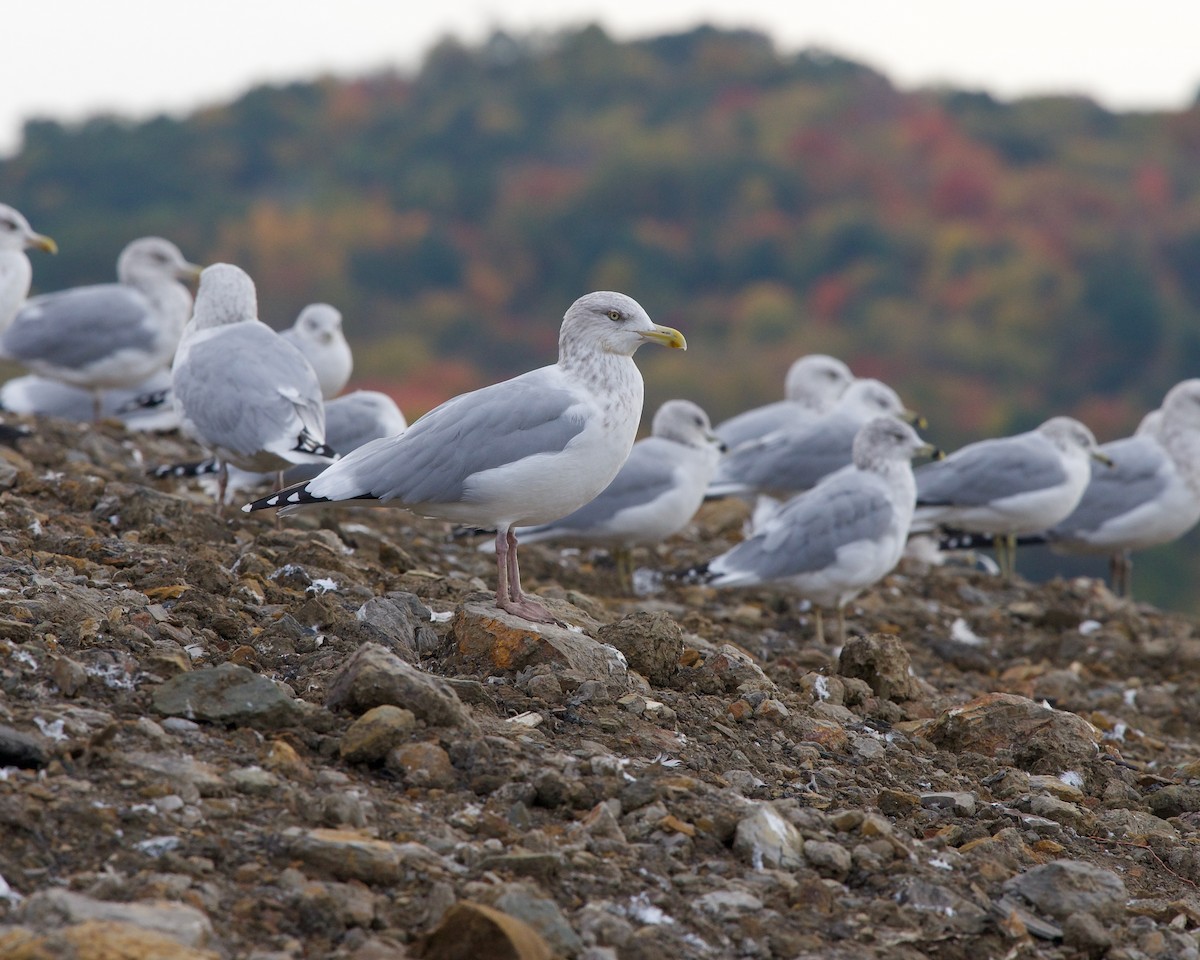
left=715, top=354, right=853, bottom=450
left=1, top=236, right=200, bottom=419
left=0, top=368, right=179, bottom=431
left=172, top=263, right=336, bottom=508
left=155, top=389, right=407, bottom=491
left=687, top=417, right=933, bottom=644
left=244, top=291, right=687, bottom=623
left=1027, top=379, right=1200, bottom=596
left=707, top=378, right=921, bottom=499
left=0, top=204, right=57, bottom=328
left=913, top=416, right=1110, bottom=577
left=281, top=303, right=353, bottom=399
left=483, top=399, right=723, bottom=589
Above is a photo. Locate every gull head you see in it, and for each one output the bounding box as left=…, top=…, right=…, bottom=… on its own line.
left=117, top=236, right=202, bottom=285
left=1039, top=416, right=1109, bottom=465
left=840, top=377, right=922, bottom=427
left=294, top=303, right=344, bottom=346
left=191, top=263, right=259, bottom=331
left=1161, top=378, right=1200, bottom=432
left=785, top=354, right=854, bottom=409
left=852, top=417, right=936, bottom=471
left=652, top=399, right=721, bottom=450
left=0, top=204, right=56, bottom=254
left=560, top=291, right=686, bottom=359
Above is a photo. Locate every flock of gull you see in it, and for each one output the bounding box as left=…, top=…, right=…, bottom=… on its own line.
left=2, top=202, right=1199, bottom=637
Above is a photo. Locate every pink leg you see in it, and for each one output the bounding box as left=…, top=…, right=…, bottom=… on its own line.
left=492, top=526, right=558, bottom=624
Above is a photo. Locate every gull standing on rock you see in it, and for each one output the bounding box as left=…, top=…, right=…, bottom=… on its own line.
left=912, top=416, right=1111, bottom=577
left=172, top=264, right=336, bottom=509
left=1, top=236, right=200, bottom=419
left=0, top=204, right=57, bottom=329
left=689, top=417, right=934, bottom=644
left=244, top=291, right=687, bottom=624
left=281, top=303, right=354, bottom=399
left=715, top=354, right=854, bottom=450
left=484, top=398, right=724, bottom=590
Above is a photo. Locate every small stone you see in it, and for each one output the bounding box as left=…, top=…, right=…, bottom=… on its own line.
left=386, top=741, right=457, bottom=788
left=1095, top=808, right=1177, bottom=841
left=226, top=765, right=281, bottom=795
left=921, top=792, right=978, bottom=817
left=878, top=788, right=921, bottom=816
left=0, top=723, right=47, bottom=769
left=326, top=643, right=475, bottom=728
left=726, top=699, right=752, bottom=721
left=1004, top=859, right=1127, bottom=921
left=1030, top=794, right=1090, bottom=828
left=340, top=705, right=418, bottom=764
left=733, top=805, right=805, bottom=870
left=694, top=888, right=763, bottom=919
left=151, top=662, right=309, bottom=729
left=594, top=611, right=684, bottom=687
left=50, top=655, right=88, bottom=697
left=1147, top=784, right=1200, bottom=819
left=803, top=839, right=852, bottom=880
left=1062, top=912, right=1113, bottom=956
left=282, top=828, right=405, bottom=885
left=418, top=900, right=553, bottom=960
left=523, top=674, right=563, bottom=703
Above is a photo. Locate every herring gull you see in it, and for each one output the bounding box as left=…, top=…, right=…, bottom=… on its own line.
left=243, top=291, right=686, bottom=623
left=172, top=263, right=335, bottom=508
left=689, top=417, right=933, bottom=643
left=484, top=398, right=723, bottom=589
left=0, top=204, right=57, bottom=328
left=2, top=236, right=200, bottom=418
left=281, top=303, right=353, bottom=400
left=913, top=416, right=1110, bottom=577
left=707, top=378, right=921, bottom=499
left=714, top=354, right=853, bottom=450
left=0, top=368, right=179, bottom=431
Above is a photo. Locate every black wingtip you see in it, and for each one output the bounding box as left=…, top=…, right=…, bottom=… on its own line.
left=149, top=457, right=219, bottom=479
left=293, top=431, right=338, bottom=459
left=666, top=561, right=713, bottom=585
left=118, top=388, right=171, bottom=414
left=243, top=482, right=333, bottom=513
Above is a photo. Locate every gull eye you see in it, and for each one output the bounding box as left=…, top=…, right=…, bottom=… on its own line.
left=607, top=310, right=622, bottom=322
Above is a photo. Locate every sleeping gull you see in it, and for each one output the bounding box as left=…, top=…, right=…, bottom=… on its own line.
left=715, top=354, right=854, bottom=450
left=0, top=204, right=57, bottom=328
left=0, top=368, right=179, bottom=431
left=2, top=236, right=200, bottom=418
left=243, top=291, right=687, bottom=623
left=913, top=416, right=1110, bottom=577
left=281, top=303, right=353, bottom=399
left=155, top=389, right=407, bottom=492
left=482, top=399, right=723, bottom=589
left=1024, top=379, right=1200, bottom=596
left=688, top=417, right=933, bottom=644
left=172, top=263, right=335, bottom=508
left=707, top=378, right=921, bottom=500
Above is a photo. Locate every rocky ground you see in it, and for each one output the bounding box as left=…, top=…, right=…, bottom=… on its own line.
left=1, top=416, right=1200, bottom=959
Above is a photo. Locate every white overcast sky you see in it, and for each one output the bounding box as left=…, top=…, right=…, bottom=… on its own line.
left=2, top=0, right=1199, bottom=155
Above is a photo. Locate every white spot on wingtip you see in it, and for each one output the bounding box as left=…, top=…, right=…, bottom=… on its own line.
left=241, top=503, right=252, bottom=513
left=287, top=492, right=302, bottom=503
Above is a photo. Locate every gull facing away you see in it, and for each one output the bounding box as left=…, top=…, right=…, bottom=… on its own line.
left=707, top=378, right=921, bottom=500
left=281, top=303, right=354, bottom=400
left=913, top=416, right=1111, bottom=578
left=0, top=204, right=57, bottom=329
left=688, top=418, right=934, bottom=644
left=1, top=237, right=200, bottom=419
left=172, top=263, right=336, bottom=509
left=714, top=354, right=854, bottom=450
left=1030, top=379, right=1200, bottom=596
left=484, top=399, right=724, bottom=590
left=244, top=291, right=687, bottom=624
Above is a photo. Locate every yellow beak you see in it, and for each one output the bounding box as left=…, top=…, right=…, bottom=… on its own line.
left=29, top=233, right=57, bottom=255
left=902, top=409, right=927, bottom=430
left=1093, top=450, right=1115, bottom=467
left=639, top=324, right=687, bottom=350
left=178, top=261, right=204, bottom=282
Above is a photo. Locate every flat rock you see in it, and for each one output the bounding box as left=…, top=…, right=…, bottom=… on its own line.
left=18, top=889, right=215, bottom=948
left=326, top=642, right=476, bottom=728
left=0, top=920, right=221, bottom=960
left=1003, top=859, right=1128, bottom=921
left=151, top=661, right=311, bottom=729
left=925, top=692, right=1100, bottom=772
left=282, top=827, right=409, bottom=885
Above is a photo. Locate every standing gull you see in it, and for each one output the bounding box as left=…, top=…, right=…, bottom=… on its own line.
left=2, top=236, right=200, bottom=419
left=689, top=418, right=933, bottom=644
left=172, top=263, right=335, bottom=508
left=708, top=378, right=921, bottom=500
left=484, top=399, right=723, bottom=589
left=715, top=354, right=853, bottom=450
left=244, top=291, right=687, bottom=623
left=0, top=368, right=179, bottom=431
left=1029, top=380, right=1200, bottom=596
left=0, top=204, right=57, bottom=328
left=281, top=303, right=354, bottom=399
left=913, top=416, right=1110, bottom=577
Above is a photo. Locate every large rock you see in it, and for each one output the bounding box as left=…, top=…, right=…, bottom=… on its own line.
left=18, top=889, right=215, bottom=948
left=1003, top=859, right=1128, bottom=921
left=415, top=900, right=553, bottom=960
left=594, top=611, right=683, bottom=686
left=326, top=642, right=476, bottom=728
left=0, top=920, right=220, bottom=959
left=925, top=692, right=1100, bottom=773
left=837, top=633, right=924, bottom=702
left=355, top=591, right=439, bottom=659
left=151, top=661, right=312, bottom=729
left=451, top=602, right=628, bottom=692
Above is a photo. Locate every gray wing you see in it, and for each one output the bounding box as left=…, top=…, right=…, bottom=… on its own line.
left=916, top=434, right=1067, bottom=507
left=713, top=473, right=893, bottom=583
left=1051, top=436, right=1168, bottom=536
left=716, top=401, right=812, bottom=449
left=525, top=436, right=682, bottom=533
left=716, top=413, right=857, bottom=494
left=174, top=323, right=325, bottom=458
left=5, top=285, right=159, bottom=370
left=307, top=371, right=586, bottom=506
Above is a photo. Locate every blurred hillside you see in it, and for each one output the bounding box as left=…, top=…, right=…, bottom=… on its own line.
left=3, top=23, right=1200, bottom=609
